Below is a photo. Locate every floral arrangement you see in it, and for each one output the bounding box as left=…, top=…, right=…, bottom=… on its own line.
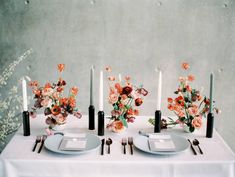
left=29, top=64, right=82, bottom=131
left=150, top=62, right=220, bottom=132
left=105, top=67, right=148, bottom=133
left=0, top=49, right=33, bottom=152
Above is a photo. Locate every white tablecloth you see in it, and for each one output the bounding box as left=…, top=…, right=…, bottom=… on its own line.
left=1, top=115, right=235, bottom=177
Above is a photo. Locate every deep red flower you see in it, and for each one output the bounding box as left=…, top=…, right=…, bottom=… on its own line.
left=135, top=98, right=143, bottom=106
left=122, top=86, right=133, bottom=95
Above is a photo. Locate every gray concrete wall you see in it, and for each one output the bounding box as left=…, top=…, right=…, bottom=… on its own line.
left=0, top=0, right=235, bottom=152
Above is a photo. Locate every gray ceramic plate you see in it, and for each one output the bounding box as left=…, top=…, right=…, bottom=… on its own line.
left=44, top=134, right=101, bottom=155
left=133, top=134, right=190, bottom=155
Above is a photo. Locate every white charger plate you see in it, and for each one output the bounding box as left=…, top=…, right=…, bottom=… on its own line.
left=133, top=134, right=190, bottom=155
left=44, top=134, right=101, bottom=155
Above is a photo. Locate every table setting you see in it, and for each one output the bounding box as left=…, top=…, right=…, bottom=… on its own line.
left=0, top=63, right=235, bottom=177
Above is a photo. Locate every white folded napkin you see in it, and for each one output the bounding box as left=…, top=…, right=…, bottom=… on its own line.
left=59, top=133, right=87, bottom=151
left=148, top=134, right=176, bottom=152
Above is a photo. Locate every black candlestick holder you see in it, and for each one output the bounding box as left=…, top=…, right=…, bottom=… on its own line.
left=22, top=111, right=30, bottom=136
left=98, top=111, right=104, bottom=136
left=88, top=105, right=95, bottom=130
left=206, top=112, right=214, bottom=138
left=154, top=110, right=161, bottom=133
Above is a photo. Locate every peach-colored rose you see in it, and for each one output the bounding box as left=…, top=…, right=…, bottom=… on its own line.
left=179, top=76, right=186, bottom=83
left=55, top=114, right=66, bottom=124
left=41, top=98, right=51, bottom=107
left=109, top=93, right=118, bottom=104
left=188, top=107, right=198, bottom=116
left=192, top=117, right=202, bottom=129
left=111, top=120, right=125, bottom=133
left=42, top=88, right=53, bottom=96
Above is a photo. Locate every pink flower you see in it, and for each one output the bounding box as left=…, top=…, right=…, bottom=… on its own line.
left=108, top=76, right=115, bottom=81
left=192, top=116, right=203, bottom=129
left=127, top=117, right=135, bottom=123
left=74, top=111, right=82, bottom=119
left=41, top=98, right=51, bottom=107
left=45, top=128, right=54, bottom=136
left=179, top=77, right=186, bottom=83
left=109, top=93, right=119, bottom=104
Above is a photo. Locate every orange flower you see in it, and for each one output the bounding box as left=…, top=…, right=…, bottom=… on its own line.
left=133, top=109, right=139, bottom=116
left=70, top=86, right=79, bottom=96
left=105, top=66, right=112, bottom=72
left=127, top=108, right=134, bottom=115
left=188, top=74, right=195, bottom=82
left=69, top=97, right=76, bottom=108
left=44, top=82, right=52, bottom=89
left=168, top=104, right=174, bottom=111
left=51, top=105, right=61, bottom=116
left=168, top=98, right=173, bottom=103
left=57, top=64, right=65, bottom=72
left=182, top=62, right=190, bottom=70
left=115, top=83, right=123, bottom=94
left=60, top=97, right=68, bottom=105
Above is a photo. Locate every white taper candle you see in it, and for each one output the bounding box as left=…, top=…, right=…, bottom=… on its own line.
left=157, top=70, right=162, bottom=110
left=99, top=70, right=103, bottom=111
left=22, top=78, right=28, bottom=111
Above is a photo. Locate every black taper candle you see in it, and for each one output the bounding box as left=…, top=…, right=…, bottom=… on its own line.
left=206, top=112, right=214, bottom=138
left=23, top=111, right=30, bottom=136
left=98, top=111, right=104, bottom=136
left=154, top=110, right=161, bottom=133
left=88, top=105, right=95, bottom=130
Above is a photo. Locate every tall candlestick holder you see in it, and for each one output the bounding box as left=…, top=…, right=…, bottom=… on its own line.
left=154, top=110, right=161, bottom=133
left=98, top=111, right=104, bottom=136
left=22, top=111, right=30, bottom=136
left=206, top=112, right=214, bottom=138
left=88, top=105, right=95, bottom=130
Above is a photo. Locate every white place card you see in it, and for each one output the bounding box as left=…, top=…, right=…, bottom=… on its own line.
left=148, top=134, right=176, bottom=152
left=59, top=134, right=87, bottom=151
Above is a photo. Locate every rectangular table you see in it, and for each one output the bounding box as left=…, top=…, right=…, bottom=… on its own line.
left=1, top=115, right=235, bottom=177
